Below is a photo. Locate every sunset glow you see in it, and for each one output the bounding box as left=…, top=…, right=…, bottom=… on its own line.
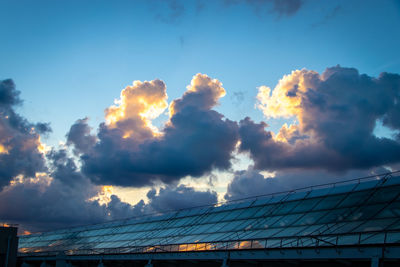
left=0, top=0, right=399, bottom=244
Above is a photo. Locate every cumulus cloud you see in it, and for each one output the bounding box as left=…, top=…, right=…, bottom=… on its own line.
left=0, top=147, right=218, bottom=232
left=0, top=149, right=106, bottom=232
left=169, top=73, right=226, bottom=116
left=0, top=79, right=50, bottom=189
left=147, top=185, right=218, bottom=212
left=225, top=167, right=281, bottom=200
left=75, top=74, right=238, bottom=187
left=225, top=166, right=391, bottom=201
left=3, top=67, right=400, bottom=232
left=105, top=79, right=168, bottom=141
left=66, top=117, right=96, bottom=155
left=97, top=184, right=218, bottom=222
left=240, top=66, right=400, bottom=172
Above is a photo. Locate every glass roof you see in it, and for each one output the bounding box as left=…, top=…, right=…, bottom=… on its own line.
left=18, top=175, right=400, bottom=256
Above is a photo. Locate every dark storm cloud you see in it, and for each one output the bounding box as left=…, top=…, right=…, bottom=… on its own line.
left=0, top=149, right=105, bottom=232
left=147, top=185, right=218, bottom=212
left=0, top=79, right=22, bottom=106
left=66, top=117, right=96, bottom=155
left=0, top=149, right=149, bottom=231
left=77, top=74, right=239, bottom=187
left=225, top=167, right=391, bottom=201
left=225, top=168, right=281, bottom=200
left=0, top=147, right=218, bottom=232
left=0, top=79, right=49, bottom=188
left=241, top=66, right=400, bottom=172
left=99, top=185, right=217, bottom=221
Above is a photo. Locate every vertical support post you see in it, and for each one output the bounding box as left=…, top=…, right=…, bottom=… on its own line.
left=56, top=251, right=67, bottom=267
left=371, top=256, right=380, bottom=267
left=4, top=235, right=11, bottom=267
left=56, top=259, right=67, bottom=267
left=221, top=258, right=229, bottom=267
left=145, top=259, right=153, bottom=267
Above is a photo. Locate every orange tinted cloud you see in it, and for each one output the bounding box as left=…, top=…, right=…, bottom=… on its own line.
left=257, top=69, right=319, bottom=120
left=274, top=123, right=301, bottom=143
left=0, top=143, right=9, bottom=154
left=89, top=185, right=114, bottom=205
left=240, top=66, right=400, bottom=172
left=105, top=79, right=168, bottom=140
left=169, top=73, right=226, bottom=117
left=256, top=69, right=321, bottom=142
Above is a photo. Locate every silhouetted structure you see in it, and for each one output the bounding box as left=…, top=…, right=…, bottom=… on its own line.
left=17, top=173, right=400, bottom=266
left=1, top=225, right=18, bottom=267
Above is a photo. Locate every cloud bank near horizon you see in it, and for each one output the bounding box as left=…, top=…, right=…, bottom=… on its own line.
left=1, top=65, right=400, bottom=232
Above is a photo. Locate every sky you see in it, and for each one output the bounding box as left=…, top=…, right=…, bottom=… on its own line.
left=1, top=0, right=400, bottom=233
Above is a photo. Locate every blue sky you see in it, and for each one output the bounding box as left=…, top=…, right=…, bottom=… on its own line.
left=1, top=0, right=400, bottom=232
left=1, top=0, right=399, bottom=146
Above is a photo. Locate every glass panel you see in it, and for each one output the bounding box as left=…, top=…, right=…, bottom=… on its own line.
left=294, top=211, right=327, bottom=226
left=265, top=238, right=284, bottom=248
left=253, top=215, right=283, bottom=229
left=286, top=191, right=309, bottom=201
left=315, top=208, right=353, bottom=224
left=207, top=211, right=230, bottom=223
left=270, top=213, right=303, bottom=228
left=387, top=219, right=400, bottom=230
left=354, top=203, right=387, bottom=220
left=221, top=220, right=249, bottom=231
left=329, top=183, right=358, bottom=195
left=386, top=232, right=400, bottom=243
left=381, top=177, right=400, bottom=186
left=252, top=196, right=274, bottom=206
left=222, top=209, right=244, bottom=221
left=291, top=198, right=321, bottom=213
left=235, top=207, right=260, bottom=220
left=337, top=234, right=359, bottom=245
left=273, top=226, right=308, bottom=237
left=323, top=221, right=361, bottom=235
left=337, top=191, right=373, bottom=208
left=367, top=186, right=400, bottom=204
left=235, top=200, right=253, bottom=209
left=353, top=179, right=381, bottom=191
left=203, top=222, right=227, bottom=233
left=273, top=201, right=299, bottom=215
left=252, top=205, right=275, bottom=218
left=353, top=218, right=397, bottom=232
left=297, top=224, right=331, bottom=236
left=360, top=233, right=385, bottom=244
left=376, top=201, right=400, bottom=218
left=312, top=195, right=345, bottom=210
left=268, top=194, right=288, bottom=204
left=307, top=187, right=333, bottom=198
left=247, top=228, right=281, bottom=239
